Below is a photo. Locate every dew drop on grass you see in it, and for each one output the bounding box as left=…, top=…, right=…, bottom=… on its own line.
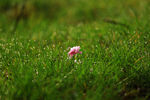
left=90, top=68, right=93, bottom=72
left=74, top=60, right=77, bottom=63
left=56, top=83, right=59, bottom=86
left=59, top=80, right=62, bottom=83
left=36, top=71, right=38, bottom=75
left=64, top=76, right=67, bottom=79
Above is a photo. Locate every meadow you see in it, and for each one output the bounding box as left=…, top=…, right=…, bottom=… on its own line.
left=0, top=0, right=150, bottom=99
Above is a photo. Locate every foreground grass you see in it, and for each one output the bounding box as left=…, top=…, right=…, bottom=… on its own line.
left=0, top=0, right=150, bottom=99
left=0, top=22, right=149, bottom=100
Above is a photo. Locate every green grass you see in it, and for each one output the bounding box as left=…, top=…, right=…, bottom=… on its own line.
left=0, top=0, right=150, bottom=100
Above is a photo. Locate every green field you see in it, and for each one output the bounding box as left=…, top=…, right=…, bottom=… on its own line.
left=0, top=0, right=150, bottom=100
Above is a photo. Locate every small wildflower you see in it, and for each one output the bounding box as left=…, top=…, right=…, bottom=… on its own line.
left=68, top=46, right=82, bottom=58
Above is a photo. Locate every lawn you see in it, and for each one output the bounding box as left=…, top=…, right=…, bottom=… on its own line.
left=0, top=0, right=150, bottom=100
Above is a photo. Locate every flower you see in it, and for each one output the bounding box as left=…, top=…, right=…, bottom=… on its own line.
left=68, top=46, right=82, bottom=58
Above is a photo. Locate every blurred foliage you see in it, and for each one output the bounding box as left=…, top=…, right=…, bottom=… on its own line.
left=0, top=0, right=150, bottom=33
left=0, top=0, right=150, bottom=24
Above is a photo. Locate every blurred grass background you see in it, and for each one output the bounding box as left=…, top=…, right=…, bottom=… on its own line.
left=0, top=0, right=150, bottom=39
left=0, top=0, right=150, bottom=25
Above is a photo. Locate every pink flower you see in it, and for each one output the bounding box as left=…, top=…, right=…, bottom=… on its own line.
left=68, top=46, right=82, bottom=58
